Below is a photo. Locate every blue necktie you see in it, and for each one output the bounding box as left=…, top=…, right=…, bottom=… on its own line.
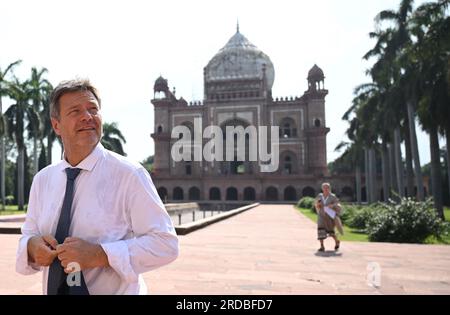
left=47, top=167, right=90, bottom=295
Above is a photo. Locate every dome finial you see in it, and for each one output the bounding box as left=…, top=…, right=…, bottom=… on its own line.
left=236, top=19, right=240, bottom=33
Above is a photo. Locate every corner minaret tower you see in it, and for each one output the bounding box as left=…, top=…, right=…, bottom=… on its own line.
left=305, top=64, right=329, bottom=176
left=151, top=76, right=172, bottom=176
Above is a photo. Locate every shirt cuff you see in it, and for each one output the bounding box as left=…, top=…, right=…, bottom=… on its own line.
left=16, top=235, right=42, bottom=275
left=100, top=240, right=138, bottom=283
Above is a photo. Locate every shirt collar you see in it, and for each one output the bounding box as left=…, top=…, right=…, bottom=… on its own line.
left=59, top=142, right=105, bottom=172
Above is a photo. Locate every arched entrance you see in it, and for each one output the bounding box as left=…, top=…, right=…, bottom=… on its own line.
left=173, top=187, right=184, bottom=200
left=226, top=187, right=238, bottom=201
left=266, top=187, right=278, bottom=201
left=284, top=186, right=297, bottom=201
left=243, top=187, right=256, bottom=201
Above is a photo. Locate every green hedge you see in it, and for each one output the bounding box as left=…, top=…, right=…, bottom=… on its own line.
left=366, top=198, right=448, bottom=243
left=339, top=204, right=360, bottom=225
left=296, top=197, right=316, bottom=211
left=298, top=197, right=449, bottom=244
left=343, top=204, right=384, bottom=230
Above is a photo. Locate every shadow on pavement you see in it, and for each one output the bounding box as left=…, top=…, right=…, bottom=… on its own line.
left=314, top=251, right=343, bottom=258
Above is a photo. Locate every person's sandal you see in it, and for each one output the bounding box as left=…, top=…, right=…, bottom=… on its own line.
left=335, top=241, right=340, bottom=251
left=318, top=246, right=325, bottom=252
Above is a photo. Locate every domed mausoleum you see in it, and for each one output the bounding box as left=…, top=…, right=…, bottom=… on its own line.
left=150, top=26, right=355, bottom=203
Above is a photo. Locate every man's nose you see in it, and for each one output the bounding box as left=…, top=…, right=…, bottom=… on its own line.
left=80, top=109, right=94, bottom=121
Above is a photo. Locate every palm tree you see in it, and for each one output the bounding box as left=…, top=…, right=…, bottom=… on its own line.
left=101, top=122, right=127, bottom=156
left=39, top=83, right=55, bottom=165
left=447, top=58, right=450, bottom=202
left=4, top=78, right=36, bottom=210
left=363, top=28, right=407, bottom=200
left=0, top=113, right=5, bottom=137
left=342, top=84, right=385, bottom=203
left=0, top=112, right=5, bottom=208
left=411, top=0, right=449, bottom=218
left=368, top=0, right=426, bottom=201
left=28, top=67, right=50, bottom=174
left=335, top=115, right=366, bottom=204
left=0, top=60, right=22, bottom=209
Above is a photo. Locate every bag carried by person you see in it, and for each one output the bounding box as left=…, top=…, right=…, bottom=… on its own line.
left=335, top=216, right=344, bottom=235
left=334, top=203, right=344, bottom=235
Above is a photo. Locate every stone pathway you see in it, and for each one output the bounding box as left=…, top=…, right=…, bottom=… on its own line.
left=1, top=204, right=450, bottom=294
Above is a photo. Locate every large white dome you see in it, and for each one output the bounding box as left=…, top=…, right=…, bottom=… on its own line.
left=204, top=29, right=275, bottom=90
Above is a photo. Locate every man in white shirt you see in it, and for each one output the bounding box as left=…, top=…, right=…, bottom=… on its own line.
left=16, top=79, right=178, bottom=294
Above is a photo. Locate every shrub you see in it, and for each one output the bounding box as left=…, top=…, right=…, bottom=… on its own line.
left=5, top=195, right=14, bottom=205
left=339, top=204, right=360, bottom=225
left=296, top=197, right=316, bottom=211
left=346, top=204, right=383, bottom=230
left=366, top=198, right=445, bottom=243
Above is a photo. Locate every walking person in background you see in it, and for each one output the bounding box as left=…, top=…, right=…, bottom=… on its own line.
left=314, top=183, right=342, bottom=252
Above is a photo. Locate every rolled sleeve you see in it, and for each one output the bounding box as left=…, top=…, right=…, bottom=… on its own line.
left=16, top=235, right=42, bottom=275
left=16, top=177, right=42, bottom=275
left=100, top=240, right=137, bottom=283
left=101, top=168, right=178, bottom=282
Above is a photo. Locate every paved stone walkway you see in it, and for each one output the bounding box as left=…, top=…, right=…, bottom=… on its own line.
left=1, top=204, right=450, bottom=294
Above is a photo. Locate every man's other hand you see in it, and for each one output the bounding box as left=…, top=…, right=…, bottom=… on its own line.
left=56, top=237, right=109, bottom=273
left=27, top=235, right=58, bottom=266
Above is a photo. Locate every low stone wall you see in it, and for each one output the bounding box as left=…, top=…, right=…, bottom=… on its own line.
left=0, top=202, right=256, bottom=234
left=166, top=203, right=200, bottom=215
left=175, top=203, right=259, bottom=235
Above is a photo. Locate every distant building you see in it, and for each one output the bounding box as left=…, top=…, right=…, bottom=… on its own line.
left=151, top=27, right=353, bottom=202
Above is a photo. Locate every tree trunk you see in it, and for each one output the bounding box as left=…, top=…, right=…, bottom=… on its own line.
left=47, top=135, right=53, bottom=165
left=364, top=148, right=370, bottom=203
left=407, top=100, right=424, bottom=200
left=369, top=147, right=377, bottom=202
left=429, top=125, right=444, bottom=219
left=356, top=163, right=362, bottom=204
left=18, top=146, right=25, bottom=210
left=446, top=127, right=450, bottom=205
left=394, top=128, right=404, bottom=199
left=404, top=122, right=414, bottom=198
left=388, top=143, right=396, bottom=199
left=0, top=135, right=4, bottom=210
left=33, top=136, right=38, bottom=175
left=381, top=141, right=390, bottom=202
left=0, top=95, right=4, bottom=210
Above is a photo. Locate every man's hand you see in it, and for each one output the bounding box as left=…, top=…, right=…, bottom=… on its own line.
left=56, top=237, right=109, bottom=273
left=27, top=235, right=58, bottom=266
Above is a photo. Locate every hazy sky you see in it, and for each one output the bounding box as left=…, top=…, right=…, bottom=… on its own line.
left=1, top=0, right=442, bottom=165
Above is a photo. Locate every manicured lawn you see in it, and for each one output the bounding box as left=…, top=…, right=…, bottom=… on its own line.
left=296, top=206, right=369, bottom=242
left=297, top=205, right=450, bottom=245
left=425, top=207, right=450, bottom=244
left=0, top=205, right=26, bottom=216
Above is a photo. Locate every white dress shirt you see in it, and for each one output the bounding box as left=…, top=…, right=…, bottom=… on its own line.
left=16, top=143, right=178, bottom=295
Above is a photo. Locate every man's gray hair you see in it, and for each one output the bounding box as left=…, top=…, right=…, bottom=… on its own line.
left=321, top=182, right=331, bottom=189
left=49, top=79, right=101, bottom=120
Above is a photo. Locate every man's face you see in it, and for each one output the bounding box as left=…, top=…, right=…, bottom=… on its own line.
left=322, top=185, right=330, bottom=195
left=51, top=90, right=102, bottom=152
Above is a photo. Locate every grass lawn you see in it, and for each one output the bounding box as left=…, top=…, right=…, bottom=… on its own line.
left=297, top=205, right=450, bottom=245
left=0, top=205, right=26, bottom=216
left=296, top=206, right=369, bottom=242
left=424, top=206, right=450, bottom=244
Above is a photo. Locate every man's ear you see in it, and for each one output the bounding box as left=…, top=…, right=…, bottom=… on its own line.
left=51, top=117, right=61, bottom=136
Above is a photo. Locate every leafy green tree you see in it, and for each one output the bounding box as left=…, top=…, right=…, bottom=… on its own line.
left=101, top=122, right=127, bottom=156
